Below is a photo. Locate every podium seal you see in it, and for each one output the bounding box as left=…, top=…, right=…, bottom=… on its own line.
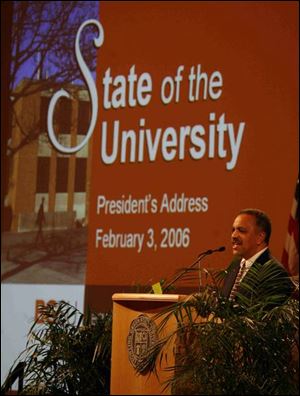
left=127, top=314, right=158, bottom=372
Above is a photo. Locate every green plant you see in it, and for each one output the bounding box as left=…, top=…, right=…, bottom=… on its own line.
left=2, top=301, right=112, bottom=395
left=138, top=263, right=299, bottom=395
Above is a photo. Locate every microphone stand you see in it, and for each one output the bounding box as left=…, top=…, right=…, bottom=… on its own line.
left=162, top=249, right=215, bottom=293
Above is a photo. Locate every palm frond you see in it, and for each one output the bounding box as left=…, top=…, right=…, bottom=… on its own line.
left=2, top=301, right=112, bottom=395
left=138, top=275, right=299, bottom=395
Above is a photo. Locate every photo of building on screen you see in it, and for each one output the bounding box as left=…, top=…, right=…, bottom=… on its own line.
left=6, top=78, right=92, bottom=233
left=2, top=78, right=92, bottom=284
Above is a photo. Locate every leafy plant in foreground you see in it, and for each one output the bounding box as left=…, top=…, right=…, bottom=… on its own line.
left=2, top=301, right=112, bottom=395
left=138, top=264, right=299, bottom=395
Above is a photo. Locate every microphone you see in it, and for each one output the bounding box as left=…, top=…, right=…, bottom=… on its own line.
left=198, top=246, right=225, bottom=257
left=162, top=246, right=226, bottom=292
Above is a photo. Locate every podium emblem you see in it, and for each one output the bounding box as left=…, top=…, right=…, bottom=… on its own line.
left=127, top=314, right=158, bottom=372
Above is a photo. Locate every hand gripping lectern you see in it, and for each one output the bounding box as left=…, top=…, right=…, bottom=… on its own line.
left=110, top=293, right=183, bottom=395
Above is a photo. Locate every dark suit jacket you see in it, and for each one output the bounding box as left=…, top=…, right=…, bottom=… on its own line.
left=221, top=249, right=293, bottom=304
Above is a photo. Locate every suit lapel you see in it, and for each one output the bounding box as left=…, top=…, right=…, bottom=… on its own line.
left=254, top=248, right=271, bottom=265
left=222, top=259, right=240, bottom=298
left=222, top=249, right=271, bottom=298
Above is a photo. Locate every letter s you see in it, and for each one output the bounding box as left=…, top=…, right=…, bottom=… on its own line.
left=47, top=19, right=104, bottom=154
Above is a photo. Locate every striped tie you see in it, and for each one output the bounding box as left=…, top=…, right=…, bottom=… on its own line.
left=229, top=259, right=247, bottom=300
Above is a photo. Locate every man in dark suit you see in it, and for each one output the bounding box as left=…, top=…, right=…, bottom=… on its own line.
left=222, top=208, right=293, bottom=305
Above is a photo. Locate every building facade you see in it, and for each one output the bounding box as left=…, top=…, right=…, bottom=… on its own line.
left=7, top=79, right=92, bottom=232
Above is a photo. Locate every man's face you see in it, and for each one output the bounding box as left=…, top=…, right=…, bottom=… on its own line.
left=231, top=214, right=266, bottom=259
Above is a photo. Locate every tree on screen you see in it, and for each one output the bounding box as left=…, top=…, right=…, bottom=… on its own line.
left=7, top=0, right=98, bottom=156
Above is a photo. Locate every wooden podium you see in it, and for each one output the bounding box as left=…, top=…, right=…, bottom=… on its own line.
left=110, top=293, right=183, bottom=395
